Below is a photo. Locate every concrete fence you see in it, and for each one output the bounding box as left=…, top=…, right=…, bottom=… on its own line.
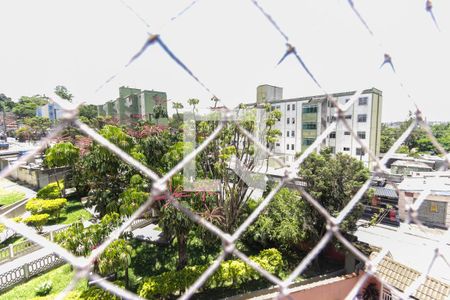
left=0, top=226, right=69, bottom=265
left=0, top=253, right=64, bottom=292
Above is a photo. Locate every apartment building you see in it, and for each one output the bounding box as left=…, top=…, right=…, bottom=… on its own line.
left=97, top=86, right=168, bottom=125
left=255, top=84, right=383, bottom=167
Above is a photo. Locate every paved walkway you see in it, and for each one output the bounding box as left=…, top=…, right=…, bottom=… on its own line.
left=355, top=220, right=450, bottom=284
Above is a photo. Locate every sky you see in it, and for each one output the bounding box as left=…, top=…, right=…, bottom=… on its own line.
left=0, top=0, right=449, bottom=122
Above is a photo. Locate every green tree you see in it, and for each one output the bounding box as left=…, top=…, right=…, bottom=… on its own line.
left=187, top=98, right=199, bottom=113
left=245, top=188, right=308, bottom=250
left=153, top=105, right=168, bottom=124
left=44, top=142, right=80, bottom=196
left=74, top=125, right=142, bottom=216
left=23, top=117, right=52, bottom=140
left=79, top=104, right=98, bottom=120
left=172, top=102, right=184, bottom=119
left=298, top=149, right=369, bottom=244
left=0, top=94, right=15, bottom=134
left=54, top=85, right=73, bottom=102
left=98, top=239, right=133, bottom=289
left=13, top=95, right=48, bottom=119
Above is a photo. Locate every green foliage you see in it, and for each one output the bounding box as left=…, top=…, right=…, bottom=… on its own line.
left=119, top=175, right=149, bottom=217
left=24, top=214, right=50, bottom=232
left=0, top=93, right=16, bottom=111
left=381, top=117, right=450, bottom=155
left=245, top=188, right=308, bottom=250
left=54, top=85, right=73, bottom=101
left=12, top=95, right=48, bottom=119
left=72, top=285, right=120, bottom=300
left=298, top=150, right=369, bottom=243
left=25, top=198, right=67, bottom=219
left=22, top=117, right=52, bottom=140
left=79, top=104, right=99, bottom=120
left=187, top=98, right=200, bottom=112
left=138, top=248, right=283, bottom=299
left=73, top=125, right=140, bottom=216
left=34, top=280, right=53, bottom=296
left=55, top=213, right=120, bottom=256
left=44, top=142, right=80, bottom=168
left=37, top=181, right=64, bottom=199
left=98, top=239, right=133, bottom=288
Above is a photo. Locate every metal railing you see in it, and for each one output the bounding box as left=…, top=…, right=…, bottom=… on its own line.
left=0, top=1, right=449, bottom=300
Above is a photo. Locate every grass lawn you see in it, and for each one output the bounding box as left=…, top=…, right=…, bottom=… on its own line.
left=0, top=264, right=87, bottom=300
left=0, top=188, right=25, bottom=206
left=47, top=199, right=92, bottom=226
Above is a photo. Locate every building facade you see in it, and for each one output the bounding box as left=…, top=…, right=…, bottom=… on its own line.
left=36, top=102, right=63, bottom=121
left=255, top=84, right=383, bottom=167
left=97, top=86, right=168, bottom=125
left=398, top=175, right=450, bottom=228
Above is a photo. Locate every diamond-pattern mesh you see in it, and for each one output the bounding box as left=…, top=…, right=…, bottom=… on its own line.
left=1, top=1, right=449, bottom=300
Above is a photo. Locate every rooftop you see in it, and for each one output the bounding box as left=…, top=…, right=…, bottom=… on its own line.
left=370, top=252, right=450, bottom=300
left=391, top=160, right=433, bottom=169
left=398, top=176, right=450, bottom=194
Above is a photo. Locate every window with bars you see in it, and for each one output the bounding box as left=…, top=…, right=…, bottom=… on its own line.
left=359, top=97, right=368, bottom=105
left=358, top=114, right=367, bottom=122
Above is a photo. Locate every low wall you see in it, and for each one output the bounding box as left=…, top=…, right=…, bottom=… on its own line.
left=0, top=253, right=64, bottom=292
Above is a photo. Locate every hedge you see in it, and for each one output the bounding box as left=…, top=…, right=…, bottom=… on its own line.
left=37, top=181, right=64, bottom=199
left=138, top=248, right=283, bottom=299
left=24, top=214, right=50, bottom=232
left=26, top=198, right=67, bottom=219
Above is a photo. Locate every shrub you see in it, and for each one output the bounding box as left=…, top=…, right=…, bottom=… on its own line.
left=26, top=198, right=67, bottom=219
left=34, top=280, right=52, bottom=296
left=138, top=248, right=283, bottom=299
left=37, top=181, right=64, bottom=199
left=24, top=214, right=49, bottom=232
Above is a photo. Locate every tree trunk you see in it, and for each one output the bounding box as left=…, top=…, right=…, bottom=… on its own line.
left=125, top=263, right=129, bottom=290
left=53, top=169, right=64, bottom=198
left=177, top=233, right=188, bottom=270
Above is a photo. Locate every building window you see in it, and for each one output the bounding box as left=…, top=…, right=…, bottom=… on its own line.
left=292, top=118, right=295, bottom=124
left=287, top=118, right=290, bottom=124
left=287, top=144, right=289, bottom=150
left=344, top=131, right=351, bottom=135
left=291, top=131, right=295, bottom=137
left=330, top=146, right=335, bottom=153
left=291, top=144, right=295, bottom=150
left=276, top=105, right=280, bottom=109
left=359, top=97, right=368, bottom=105
left=357, top=114, right=367, bottom=123
left=292, top=104, right=295, bottom=110
left=357, top=131, right=366, bottom=139
left=287, top=104, right=290, bottom=111
left=276, top=143, right=280, bottom=146
left=345, top=115, right=352, bottom=120
left=303, top=122, right=317, bottom=130
left=329, top=132, right=336, bottom=138
left=356, top=148, right=365, bottom=156
left=287, top=131, right=290, bottom=137
left=303, top=106, right=318, bottom=113
left=331, top=116, right=337, bottom=122
left=343, top=147, right=350, bottom=151
left=345, top=98, right=350, bottom=103
left=303, top=138, right=315, bottom=145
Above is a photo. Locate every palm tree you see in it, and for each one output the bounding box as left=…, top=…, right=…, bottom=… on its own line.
left=172, top=102, right=184, bottom=119
left=187, top=98, right=199, bottom=113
